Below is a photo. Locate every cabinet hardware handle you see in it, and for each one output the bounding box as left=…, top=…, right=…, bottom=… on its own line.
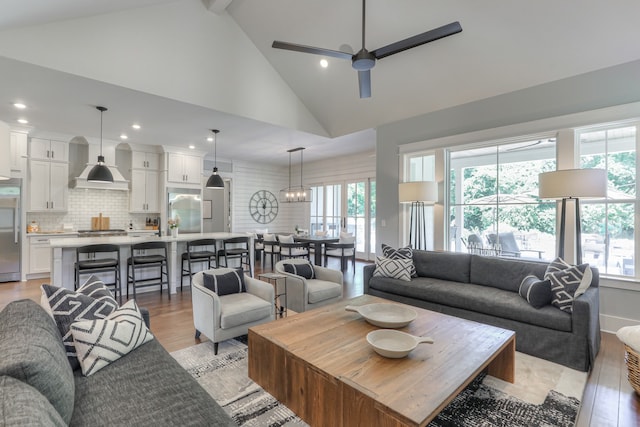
left=51, top=201, right=54, bottom=209
left=47, top=150, right=50, bottom=158
left=51, top=150, right=54, bottom=158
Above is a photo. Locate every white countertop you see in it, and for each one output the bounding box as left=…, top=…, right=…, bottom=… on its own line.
left=27, top=232, right=78, bottom=237
left=48, top=232, right=250, bottom=248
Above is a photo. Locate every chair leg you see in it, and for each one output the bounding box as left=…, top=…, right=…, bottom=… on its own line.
left=213, top=342, right=219, bottom=355
left=195, top=329, right=201, bottom=339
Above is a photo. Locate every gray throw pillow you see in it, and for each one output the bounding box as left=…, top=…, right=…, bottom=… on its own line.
left=203, top=268, right=246, bottom=296
left=0, top=376, right=66, bottom=427
left=382, top=244, right=417, bottom=277
left=0, top=300, right=75, bottom=424
left=518, top=275, right=552, bottom=309
left=283, top=262, right=316, bottom=279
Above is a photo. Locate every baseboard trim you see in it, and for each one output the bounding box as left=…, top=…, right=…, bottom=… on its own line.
left=600, top=313, right=640, bottom=333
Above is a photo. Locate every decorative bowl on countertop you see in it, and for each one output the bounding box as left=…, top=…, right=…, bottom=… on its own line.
left=345, top=303, right=417, bottom=328
left=366, top=329, right=434, bottom=358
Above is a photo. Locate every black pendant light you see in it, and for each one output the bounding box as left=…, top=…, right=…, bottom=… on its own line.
left=87, top=106, right=114, bottom=183
left=206, top=129, right=224, bottom=189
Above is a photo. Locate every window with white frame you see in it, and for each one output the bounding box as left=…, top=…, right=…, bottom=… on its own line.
left=448, top=138, right=557, bottom=259
left=403, top=153, right=436, bottom=249
left=578, top=124, right=637, bottom=277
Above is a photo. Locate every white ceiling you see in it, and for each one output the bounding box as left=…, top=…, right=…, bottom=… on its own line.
left=1, top=0, right=640, bottom=166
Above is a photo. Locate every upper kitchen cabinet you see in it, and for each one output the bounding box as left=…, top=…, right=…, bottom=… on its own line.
left=131, top=151, right=160, bottom=170
left=29, top=138, right=68, bottom=162
left=28, top=137, right=69, bottom=212
left=167, top=152, right=202, bottom=185
left=129, top=148, right=160, bottom=213
left=10, top=132, right=27, bottom=173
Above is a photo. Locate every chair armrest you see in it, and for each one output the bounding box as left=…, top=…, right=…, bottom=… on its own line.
left=191, top=281, right=222, bottom=339
left=246, top=275, right=275, bottom=306
left=572, top=286, right=601, bottom=368
left=314, top=265, right=344, bottom=285
left=275, top=271, right=307, bottom=313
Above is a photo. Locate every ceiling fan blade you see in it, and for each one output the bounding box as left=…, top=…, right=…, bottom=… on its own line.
left=272, top=40, right=353, bottom=60
left=358, top=70, right=371, bottom=98
left=371, top=21, right=462, bottom=60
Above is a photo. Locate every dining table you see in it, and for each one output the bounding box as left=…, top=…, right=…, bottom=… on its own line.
left=293, top=235, right=339, bottom=266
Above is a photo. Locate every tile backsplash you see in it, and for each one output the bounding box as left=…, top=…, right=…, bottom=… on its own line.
left=26, top=189, right=160, bottom=231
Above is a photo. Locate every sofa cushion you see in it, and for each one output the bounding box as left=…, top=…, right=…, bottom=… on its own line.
left=519, top=275, right=552, bottom=309
left=307, top=279, right=342, bottom=304
left=413, top=250, right=472, bottom=283
left=70, top=339, right=236, bottom=427
left=0, top=375, right=66, bottom=427
left=203, top=268, right=246, bottom=296
left=368, top=276, right=572, bottom=332
left=373, top=256, right=412, bottom=281
left=470, top=255, right=549, bottom=292
left=71, top=300, right=154, bottom=376
left=219, top=292, right=272, bottom=329
left=0, top=300, right=75, bottom=424
left=283, top=261, right=315, bottom=279
left=382, top=244, right=417, bottom=277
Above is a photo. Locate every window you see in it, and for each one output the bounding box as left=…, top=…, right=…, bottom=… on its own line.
left=448, top=138, right=556, bottom=259
left=403, top=153, right=436, bottom=249
left=578, top=124, right=637, bottom=277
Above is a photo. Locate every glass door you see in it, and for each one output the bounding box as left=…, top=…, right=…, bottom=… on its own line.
left=346, top=180, right=375, bottom=259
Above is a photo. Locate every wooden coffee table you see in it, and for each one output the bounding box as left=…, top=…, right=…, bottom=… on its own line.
left=248, top=294, right=515, bottom=427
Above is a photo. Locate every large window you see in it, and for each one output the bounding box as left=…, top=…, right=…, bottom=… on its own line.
left=404, top=153, right=435, bottom=249
left=449, top=138, right=556, bottom=259
left=579, top=124, right=637, bottom=277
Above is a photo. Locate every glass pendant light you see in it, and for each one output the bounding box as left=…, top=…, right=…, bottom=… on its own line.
left=206, top=129, right=224, bottom=189
left=87, top=106, right=114, bottom=183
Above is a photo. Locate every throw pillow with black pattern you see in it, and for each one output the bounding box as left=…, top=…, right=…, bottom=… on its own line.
left=381, top=244, right=417, bottom=277
left=203, top=267, right=246, bottom=296
left=283, top=262, right=315, bottom=279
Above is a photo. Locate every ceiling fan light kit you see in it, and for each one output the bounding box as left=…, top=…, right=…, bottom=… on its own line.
left=272, top=0, right=462, bottom=98
left=280, top=147, right=312, bottom=203
left=87, top=106, right=114, bottom=183
left=206, top=129, right=225, bottom=189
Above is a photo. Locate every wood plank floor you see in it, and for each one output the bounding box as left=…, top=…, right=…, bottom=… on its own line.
left=1, top=259, right=636, bottom=426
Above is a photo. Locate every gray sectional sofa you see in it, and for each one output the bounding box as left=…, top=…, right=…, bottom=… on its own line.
left=0, top=299, right=235, bottom=426
left=364, top=250, right=601, bottom=372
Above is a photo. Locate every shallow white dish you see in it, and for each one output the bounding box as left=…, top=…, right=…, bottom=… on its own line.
left=345, top=303, right=417, bottom=328
left=366, top=329, right=434, bottom=358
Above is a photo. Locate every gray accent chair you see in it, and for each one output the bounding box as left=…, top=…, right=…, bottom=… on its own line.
left=275, top=259, right=343, bottom=312
left=192, top=268, right=275, bottom=354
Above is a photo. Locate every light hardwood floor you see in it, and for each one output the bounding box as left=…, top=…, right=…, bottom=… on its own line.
left=1, top=259, right=636, bottom=426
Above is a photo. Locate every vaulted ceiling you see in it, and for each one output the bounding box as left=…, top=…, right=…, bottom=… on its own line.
left=0, top=0, right=639, bottom=165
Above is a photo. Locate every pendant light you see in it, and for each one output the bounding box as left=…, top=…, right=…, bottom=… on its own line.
left=279, top=147, right=312, bottom=203
left=87, top=106, right=114, bottom=183
left=206, top=129, right=224, bottom=189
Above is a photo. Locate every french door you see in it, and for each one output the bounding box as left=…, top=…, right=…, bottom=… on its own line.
left=310, top=179, right=376, bottom=260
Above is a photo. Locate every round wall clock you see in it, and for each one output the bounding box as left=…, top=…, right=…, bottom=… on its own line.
left=249, top=190, right=279, bottom=224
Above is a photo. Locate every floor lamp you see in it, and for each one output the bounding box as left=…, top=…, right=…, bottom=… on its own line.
left=399, top=181, right=438, bottom=251
left=538, top=169, right=607, bottom=265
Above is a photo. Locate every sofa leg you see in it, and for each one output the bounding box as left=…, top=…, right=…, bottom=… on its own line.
left=214, top=342, right=219, bottom=355
left=195, top=329, right=201, bottom=339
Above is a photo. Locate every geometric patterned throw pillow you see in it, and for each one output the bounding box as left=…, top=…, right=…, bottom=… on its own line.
left=41, top=280, right=118, bottom=370
left=203, top=267, right=246, bottom=296
left=382, top=244, right=417, bottom=277
left=544, top=260, right=592, bottom=313
left=71, top=299, right=154, bottom=376
left=283, top=262, right=316, bottom=280
left=373, top=256, right=412, bottom=281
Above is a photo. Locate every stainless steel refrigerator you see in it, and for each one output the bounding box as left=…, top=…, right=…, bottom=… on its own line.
left=0, top=178, right=21, bottom=282
left=167, top=188, right=202, bottom=234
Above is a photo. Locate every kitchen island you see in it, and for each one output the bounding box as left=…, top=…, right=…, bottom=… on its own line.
left=49, top=232, right=253, bottom=294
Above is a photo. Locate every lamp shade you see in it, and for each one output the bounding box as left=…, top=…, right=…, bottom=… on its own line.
left=399, top=181, right=438, bottom=204
left=538, top=168, right=607, bottom=199
left=87, top=157, right=114, bottom=183
left=206, top=169, right=224, bottom=189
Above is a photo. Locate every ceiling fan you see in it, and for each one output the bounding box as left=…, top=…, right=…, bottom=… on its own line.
left=272, top=0, right=462, bottom=98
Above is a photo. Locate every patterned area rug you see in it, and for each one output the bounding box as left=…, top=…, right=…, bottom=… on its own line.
left=171, top=339, right=587, bottom=427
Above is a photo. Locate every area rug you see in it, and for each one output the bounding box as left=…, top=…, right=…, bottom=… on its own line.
left=171, top=340, right=587, bottom=427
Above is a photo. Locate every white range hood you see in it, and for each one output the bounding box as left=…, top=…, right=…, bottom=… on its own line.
left=73, top=140, right=129, bottom=191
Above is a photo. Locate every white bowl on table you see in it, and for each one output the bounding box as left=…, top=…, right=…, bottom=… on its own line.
left=345, top=303, right=417, bottom=328
left=366, top=329, right=434, bottom=358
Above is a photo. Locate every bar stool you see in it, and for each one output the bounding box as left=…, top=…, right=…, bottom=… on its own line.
left=181, top=239, right=217, bottom=290
left=127, top=241, right=169, bottom=300
left=75, top=244, right=122, bottom=303
left=219, top=236, right=252, bottom=276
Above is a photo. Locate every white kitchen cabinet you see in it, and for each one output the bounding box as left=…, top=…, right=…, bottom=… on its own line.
left=130, top=169, right=159, bottom=212
left=28, top=236, right=53, bottom=274
left=131, top=151, right=160, bottom=170
left=29, top=138, right=68, bottom=161
left=10, top=132, right=27, bottom=172
left=167, top=153, right=201, bottom=185
left=28, top=160, right=68, bottom=211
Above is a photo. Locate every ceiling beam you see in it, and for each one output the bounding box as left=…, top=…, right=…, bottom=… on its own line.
left=202, top=0, right=233, bottom=15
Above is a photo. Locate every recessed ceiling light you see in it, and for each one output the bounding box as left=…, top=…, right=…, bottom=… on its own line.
left=13, top=103, right=26, bottom=109
left=320, top=59, right=328, bottom=68
left=188, top=145, right=195, bottom=149
left=207, top=136, right=213, bottom=142
left=120, top=134, right=128, bottom=140
left=131, top=124, right=141, bottom=130
left=17, top=118, right=28, bottom=124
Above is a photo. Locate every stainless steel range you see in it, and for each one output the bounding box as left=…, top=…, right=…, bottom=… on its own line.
left=77, top=229, right=128, bottom=237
